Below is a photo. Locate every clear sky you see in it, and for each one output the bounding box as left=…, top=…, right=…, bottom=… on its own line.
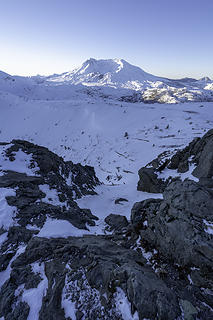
left=0, top=0, right=212, bottom=79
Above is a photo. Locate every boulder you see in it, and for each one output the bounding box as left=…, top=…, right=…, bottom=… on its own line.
left=137, top=129, right=213, bottom=194
left=137, top=167, right=166, bottom=193
left=104, top=214, right=128, bottom=231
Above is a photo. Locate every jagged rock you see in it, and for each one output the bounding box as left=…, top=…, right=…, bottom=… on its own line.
left=137, top=167, right=166, bottom=193
left=131, top=178, right=213, bottom=318
left=131, top=198, right=162, bottom=231
left=1, top=133, right=213, bottom=319
left=5, top=139, right=100, bottom=198
left=133, top=179, right=213, bottom=268
left=0, top=171, right=44, bottom=188
left=0, top=235, right=182, bottom=320
left=191, top=129, right=213, bottom=178
left=137, top=129, right=213, bottom=194
left=180, top=300, right=198, bottom=320
left=0, top=140, right=100, bottom=232
left=39, top=260, right=67, bottom=320
left=104, top=214, right=128, bottom=231
left=0, top=227, right=38, bottom=272
left=0, top=139, right=103, bottom=319
left=114, top=198, right=128, bottom=204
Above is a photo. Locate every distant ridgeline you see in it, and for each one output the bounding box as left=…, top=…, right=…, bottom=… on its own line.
left=0, top=58, right=213, bottom=103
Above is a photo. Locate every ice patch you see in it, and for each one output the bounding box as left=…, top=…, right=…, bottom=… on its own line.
left=39, top=184, right=67, bottom=207
left=203, top=219, right=213, bottom=235
left=0, top=147, right=39, bottom=176
left=0, top=188, right=17, bottom=229
left=0, top=231, right=8, bottom=249
left=21, top=263, right=48, bottom=320
left=115, top=287, right=139, bottom=320
left=158, top=163, right=199, bottom=182
left=37, top=217, right=90, bottom=238
left=25, top=224, right=40, bottom=231
left=187, top=274, right=193, bottom=285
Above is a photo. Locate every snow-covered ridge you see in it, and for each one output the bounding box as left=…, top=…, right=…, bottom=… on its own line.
left=0, top=58, right=213, bottom=103
left=46, top=58, right=163, bottom=86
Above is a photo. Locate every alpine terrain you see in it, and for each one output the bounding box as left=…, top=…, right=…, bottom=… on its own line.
left=0, top=58, right=213, bottom=320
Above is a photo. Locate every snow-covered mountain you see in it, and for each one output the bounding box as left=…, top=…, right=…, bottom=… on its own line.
left=0, top=58, right=213, bottom=103
left=46, top=58, right=163, bottom=87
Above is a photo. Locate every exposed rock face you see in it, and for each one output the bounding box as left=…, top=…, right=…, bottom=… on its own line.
left=0, top=140, right=101, bottom=319
left=1, top=132, right=213, bottom=320
left=5, top=139, right=99, bottom=198
left=131, top=179, right=213, bottom=318
left=132, top=179, right=213, bottom=267
left=137, top=167, right=167, bottom=193
left=1, top=235, right=181, bottom=320
left=104, top=214, right=128, bottom=232
left=137, top=129, right=213, bottom=193
left=133, top=129, right=213, bottom=319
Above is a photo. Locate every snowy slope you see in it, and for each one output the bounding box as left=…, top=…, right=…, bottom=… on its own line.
left=0, top=88, right=213, bottom=230
left=0, top=70, right=36, bottom=97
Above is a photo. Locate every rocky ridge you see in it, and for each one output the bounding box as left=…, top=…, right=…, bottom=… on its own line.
left=0, top=132, right=212, bottom=319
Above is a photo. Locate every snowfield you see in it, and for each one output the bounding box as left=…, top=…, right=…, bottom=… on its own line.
left=0, top=82, right=213, bottom=233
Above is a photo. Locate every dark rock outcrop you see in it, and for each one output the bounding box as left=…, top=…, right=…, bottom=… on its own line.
left=137, top=129, right=213, bottom=193
left=104, top=214, right=129, bottom=232
left=132, top=130, right=213, bottom=319
left=1, top=132, right=213, bottom=320
left=5, top=139, right=100, bottom=198
left=131, top=178, right=213, bottom=318
left=1, top=235, right=181, bottom=320
left=132, top=179, right=213, bottom=268
left=137, top=167, right=167, bottom=193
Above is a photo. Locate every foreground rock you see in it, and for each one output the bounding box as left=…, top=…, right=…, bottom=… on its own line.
left=0, top=135, right=213, bottom=319
left=133, top=129, right=213, bottom=318
left=0, top=235, right=182, bottom=320
left=131, top=179, right=213, bottom=319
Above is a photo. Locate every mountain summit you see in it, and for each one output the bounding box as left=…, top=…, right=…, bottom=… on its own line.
left=47, top=58, right=162, bottom=87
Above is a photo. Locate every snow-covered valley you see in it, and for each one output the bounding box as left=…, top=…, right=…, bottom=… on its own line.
left=1, top=93, right=213, bottom=230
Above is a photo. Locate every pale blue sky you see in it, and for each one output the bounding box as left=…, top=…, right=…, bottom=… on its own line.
left=0, top=0, right=212, bottom=79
